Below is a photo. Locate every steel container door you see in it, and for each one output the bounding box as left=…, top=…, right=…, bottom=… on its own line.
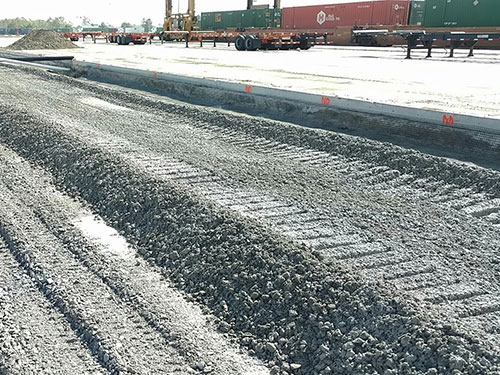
left=444, top=0, right=500, bottom=27
left=282, top=7, right=295, bottom=28
left=372, top=1, right=390, bottom=25
left=338, top=2, right=374, bottom=26
left=409, top=0, right=426, bottom=26
left=388, top=0, right=411, bottom=25
left=423, top=0, right=446, bottom=27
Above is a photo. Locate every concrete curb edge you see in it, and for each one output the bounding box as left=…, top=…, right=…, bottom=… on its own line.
left=72, top=60, right=500, bottom=135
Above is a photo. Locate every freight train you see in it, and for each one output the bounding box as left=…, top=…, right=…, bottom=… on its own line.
left=200, top=0, right=500, bottom=31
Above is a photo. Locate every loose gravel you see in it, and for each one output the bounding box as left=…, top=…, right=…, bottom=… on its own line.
left=0, top=136, right=269, bottom=375
left=0, top=64, right=499, bottom=374
left=0, top=240, right=106, bottom=375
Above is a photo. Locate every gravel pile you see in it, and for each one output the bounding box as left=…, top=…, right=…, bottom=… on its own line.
left=6, top=29, right=78, bottom=50
left=0, top=104, right=498, bottom=375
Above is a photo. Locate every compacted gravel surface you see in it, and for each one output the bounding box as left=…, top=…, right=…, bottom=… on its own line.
left=0, top=64, right=499, bottom=375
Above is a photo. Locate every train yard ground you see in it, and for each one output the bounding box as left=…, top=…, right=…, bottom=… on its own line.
left=1, top=36, right=500, bottom=119
left=0, top=34, right=500, bottom=375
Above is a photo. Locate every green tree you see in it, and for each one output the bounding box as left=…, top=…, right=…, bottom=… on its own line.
left=141, top=18, right=153, bottom=32
left=80, top=16, right=92, bottom=26
left=0, top=17, right=72, bottom=29
left=121, top=22, right=132, bottom=28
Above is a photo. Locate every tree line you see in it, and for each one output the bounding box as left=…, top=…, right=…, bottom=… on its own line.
left=0, top=17, right=155, bottom=32
left=0, top=17, right=72, bottom=29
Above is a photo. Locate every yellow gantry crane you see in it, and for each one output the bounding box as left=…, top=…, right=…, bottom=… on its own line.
left=247, top=0, right=281, bottom=9
left=275, top=0, right=281, bottom=8
left=163, top=0, right=196, bottom=32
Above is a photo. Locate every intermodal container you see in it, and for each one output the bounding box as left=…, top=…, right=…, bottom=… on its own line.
left=422, top=0, right=445, bottom=27
left=200, top=8, right=281, bottom=30
left=51, top=27, right=72, bottom=33
left=408, top=0, right=426, bottom=26
left=81, top=26, right=117, bottom=33
left=281, top=0, right=410, bottom=30
left=421, top=0, right=500, bottom=27
left=443, top=0, right=500, bottom=27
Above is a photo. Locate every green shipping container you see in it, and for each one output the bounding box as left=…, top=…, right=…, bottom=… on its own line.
left=443, top=0, right=500, bottom=27
left=421, top=0, right=500, bottom=27
left=200, top=8, right=281, bottom=30
left=423, top=0, right=446, bottom=27
left=409, top=0, right=426, bottom=26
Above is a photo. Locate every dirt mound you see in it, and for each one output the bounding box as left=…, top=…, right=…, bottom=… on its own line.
left=6, top=29, right=78, bottom=50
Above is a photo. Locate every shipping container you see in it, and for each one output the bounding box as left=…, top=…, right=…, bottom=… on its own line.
left=443, top=0, right=500, bottom=27
left=50, top=27, right=72, bottom=33
left=281, top=0, right=410, bottom=30
left=81, top=26, right=117, bottom=33
left=409, top=0, right=426, bottom=26
left=420, top=0, right=500, bottom=28
left=375, top=0, right=411, bottom=25
left=422, top=0, right=446, bottom=27
left=200, top=8, right=281, bottom=30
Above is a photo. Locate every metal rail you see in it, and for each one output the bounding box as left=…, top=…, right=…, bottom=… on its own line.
left=5, top=56, right=74, bottom=62
left=0, top=57, right=71, bottom=71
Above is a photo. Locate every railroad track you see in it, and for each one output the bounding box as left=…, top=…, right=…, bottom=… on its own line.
left=0, top=64, right=499, bottom=374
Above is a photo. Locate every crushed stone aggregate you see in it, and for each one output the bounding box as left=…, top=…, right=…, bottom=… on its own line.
left=0, top=64, right=499, bottom=374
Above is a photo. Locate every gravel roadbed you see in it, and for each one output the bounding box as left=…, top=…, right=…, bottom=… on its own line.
left=0, top=65, right=499, bottom=374
left=0, top=142, right=269, bottom=375
left=0, top=239, right=106, bottom=375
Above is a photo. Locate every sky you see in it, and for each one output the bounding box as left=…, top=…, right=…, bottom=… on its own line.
left=2, top=0, right=369, bottom=27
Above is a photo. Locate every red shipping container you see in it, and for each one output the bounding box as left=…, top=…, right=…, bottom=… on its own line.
left=372, top=0, right=410, bottom=25
left=282, top=0, right=410, bottom=30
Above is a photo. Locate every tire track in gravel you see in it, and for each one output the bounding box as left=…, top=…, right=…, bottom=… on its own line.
left=58, top=122, right=500, bottom=354
left=0, top=240, right=107, bottom=375
left=1, top=65, right=500, bottom=374
left=8, top=68, right=497, bottom=355
left=2, top=107, right=500, bottom=375
left=4, top=64, right=500, bottom=227
left=0, top=142, right=270, bottom=375
left=0, top=199, right=194, bottom=375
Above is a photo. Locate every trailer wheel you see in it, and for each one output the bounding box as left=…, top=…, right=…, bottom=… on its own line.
left=120, top=35, right=131, bottom=45
left=235, top=35, right=246, bottom=51
left=245, top=35, right=262, bottom=51
left=245, top=35, right=255, bottom=51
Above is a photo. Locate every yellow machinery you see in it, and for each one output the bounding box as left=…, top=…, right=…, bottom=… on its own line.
left=248, top=0, right=281, bottom=9
left=163, top=0, right=196, bottom=32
